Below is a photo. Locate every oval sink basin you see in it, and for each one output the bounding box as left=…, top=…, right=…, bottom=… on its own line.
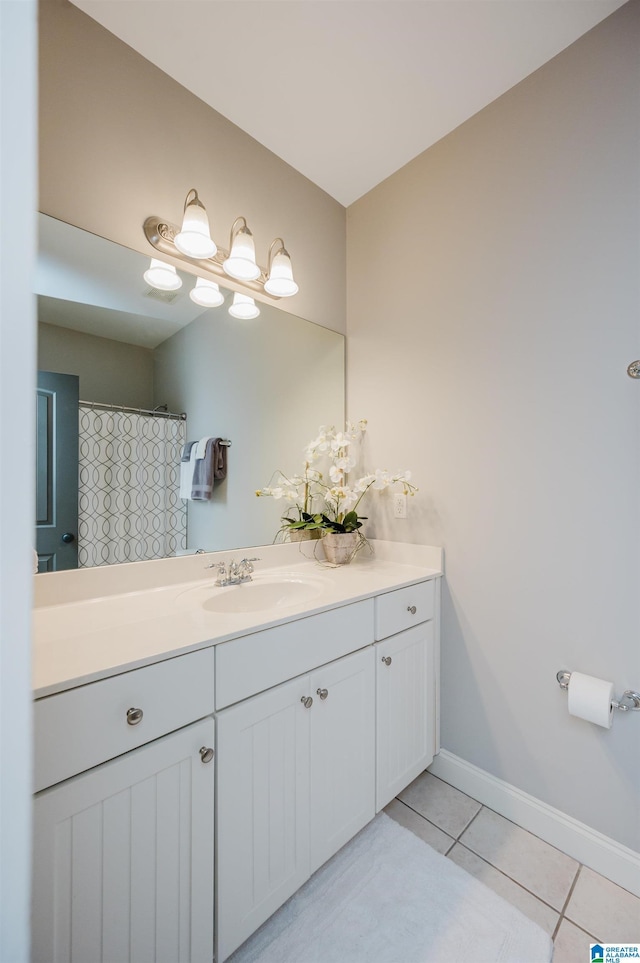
left=177, top=573, right=331, bottom=615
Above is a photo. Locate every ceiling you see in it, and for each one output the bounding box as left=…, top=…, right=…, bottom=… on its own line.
left=37, top=214, right=215, bottom=348
left=70, top=0, right=626, bottom=206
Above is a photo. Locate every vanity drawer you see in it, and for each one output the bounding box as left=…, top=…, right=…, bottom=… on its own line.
left=215, top=599, right=374, bottom=709
left=34, top=646, right=215, bottom=792
left=374, top=580, right=435, bottom=640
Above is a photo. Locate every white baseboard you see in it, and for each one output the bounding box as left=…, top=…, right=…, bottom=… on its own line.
left=429, top=749, right=640, bottom=898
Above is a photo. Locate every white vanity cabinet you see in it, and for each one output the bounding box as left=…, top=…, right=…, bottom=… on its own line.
left=32, top=648, right=216, bottom=963
left=216, top=637, right=375, bottom=962
left=374, top=580, right=438, bottom=811
left=32, top=545, right=442, bottom=963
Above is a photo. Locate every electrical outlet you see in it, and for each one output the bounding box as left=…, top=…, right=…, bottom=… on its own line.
left=393, top=492, right=407, bottom=519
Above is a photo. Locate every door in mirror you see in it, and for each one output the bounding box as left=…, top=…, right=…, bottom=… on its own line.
left=36, top=371, right=79, bottom=572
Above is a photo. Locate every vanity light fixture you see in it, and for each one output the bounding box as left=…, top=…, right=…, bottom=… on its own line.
left=264, top=238, right=299, bottom=297
left=222, top=217, right=261, bottom=281
left=189, top=277, right=225, bottom=308
left=143, top=258, right=182, bottom=291
left=229, top=292, right=260, bottom=320
left=174, top=189, right=217, bottom=259
left=143, top=189, right=299, bottom=301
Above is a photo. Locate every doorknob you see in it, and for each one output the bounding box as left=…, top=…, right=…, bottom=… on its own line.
left=61, top=532, right=75, bottom=544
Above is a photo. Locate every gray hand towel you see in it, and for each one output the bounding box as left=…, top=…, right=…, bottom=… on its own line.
left=181, top=440, right=197, bottom=462
left=191, top=438, right=227, bottom=500
left=213, top=438, right=227, bottom=481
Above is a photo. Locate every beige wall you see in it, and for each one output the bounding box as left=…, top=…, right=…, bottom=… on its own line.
left=38, top=0, right=346, bottom=333
left=38, top=322, right=154, bottom=408
left=347, top=3, right=639, bottom=849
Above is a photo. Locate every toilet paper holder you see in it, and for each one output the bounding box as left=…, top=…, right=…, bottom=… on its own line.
left=556, top=671, right=640, bottom=712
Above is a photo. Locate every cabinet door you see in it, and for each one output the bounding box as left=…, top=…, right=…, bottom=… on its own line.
left=309, top=647, right=375, bottom=874
left=32, top=718, right=215, bottom=963
left=376, top=621, right=435, bottom=811
left=216, top=675, right=311, bottom=963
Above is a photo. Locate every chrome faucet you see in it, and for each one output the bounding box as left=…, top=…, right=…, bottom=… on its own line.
left=205, top=558, right=260, bottom=586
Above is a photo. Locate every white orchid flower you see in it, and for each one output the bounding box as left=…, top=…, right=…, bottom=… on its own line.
left=326, top=486, right=358, bottom=510
left=345, top=421, right=365, bottom=440
left=354, top=473, right=375, bottom=492
left=330, top=431, right=352, bottom=452
left=371, top=469, right=393, bottom=490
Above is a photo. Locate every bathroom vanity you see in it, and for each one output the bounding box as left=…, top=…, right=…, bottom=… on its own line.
left=31, top=540, right=442, bottom=963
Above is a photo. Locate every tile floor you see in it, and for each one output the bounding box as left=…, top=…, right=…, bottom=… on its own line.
left=384, top=771, right=640, bottom=963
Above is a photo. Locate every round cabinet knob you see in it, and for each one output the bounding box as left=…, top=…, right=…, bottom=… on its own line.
left=199, top=746, right=214, bottom=764
left=61, top=532, right=75, bottom=544
left=126, top=707, right=144, bottom=726
left=316, top=688, right=329, bottom=700
left=407, top=605, right=417, bottom=615
left=382, top=656, right=392, bottom=666
left=300, top=696, right=313, bottom=709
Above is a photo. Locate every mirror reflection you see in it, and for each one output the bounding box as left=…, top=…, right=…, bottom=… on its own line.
left=35, top=215, right=345, bottom=572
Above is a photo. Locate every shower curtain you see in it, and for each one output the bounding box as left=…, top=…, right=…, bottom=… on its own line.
left=77, top=406, right=187, bottom=568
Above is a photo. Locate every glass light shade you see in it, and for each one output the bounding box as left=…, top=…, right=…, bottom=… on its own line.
left=228, top=292, right=260, bottom=320
left=189, top=277, right=225, bottom=308
left=264, top=250, right=298, bottom=297
left=223, top=229, right=260, bottom=281
left=143, top=258, right=182, bottom=291
left=174, top=202, right=217, bottom=259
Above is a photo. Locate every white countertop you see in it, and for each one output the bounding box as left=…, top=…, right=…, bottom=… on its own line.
left=32, top=540, right=442, bottom=698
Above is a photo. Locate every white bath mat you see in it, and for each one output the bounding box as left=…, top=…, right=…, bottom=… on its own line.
left=229, top=812, right=553, bottom=963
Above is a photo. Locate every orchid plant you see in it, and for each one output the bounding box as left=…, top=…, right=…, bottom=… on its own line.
left=256, top=420, right=417, bottom=539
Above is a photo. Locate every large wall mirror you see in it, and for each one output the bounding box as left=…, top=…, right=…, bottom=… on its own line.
left=35, top=214, right=345, bottom=572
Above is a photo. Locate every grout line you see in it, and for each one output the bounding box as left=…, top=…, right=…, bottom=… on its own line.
left=456, top=803, right=483, bottom=841
left=557, top=916, right=601, bottom=943
left=552, top=864, right=584, bottom=943
left=453, top=841, right=565, bottom=920
left=413, top=775, right=620, bottom=946
left=393, top=798, right=456, bottom=839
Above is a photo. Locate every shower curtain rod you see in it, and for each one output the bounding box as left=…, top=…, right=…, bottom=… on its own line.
left=79, top=400, right=187, bottom=421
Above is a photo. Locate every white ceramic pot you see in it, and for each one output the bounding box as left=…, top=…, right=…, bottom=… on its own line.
left=321, top=531, right=360, bottom=564
left=288, top=528, right=321, bottom=542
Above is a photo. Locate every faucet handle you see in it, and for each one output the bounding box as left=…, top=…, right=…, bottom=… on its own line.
left=205, top=561, right=226, bottom=574
left=240, top=557, right=259, bottom=574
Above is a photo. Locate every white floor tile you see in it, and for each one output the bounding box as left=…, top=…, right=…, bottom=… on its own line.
left=397, top=771, right=481, bottom=838
left=459, top=807, right=579, bottom=910
left=448, top=843, right=560, bottom=936
left=565, top=866, right=640, bottom=943
left=384, top=799, right=455, bottom=854
left=553, top=919, right=598, bottom=963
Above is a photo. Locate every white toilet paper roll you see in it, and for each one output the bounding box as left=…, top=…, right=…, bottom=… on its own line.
left=567, top=672, right=615, bottom=728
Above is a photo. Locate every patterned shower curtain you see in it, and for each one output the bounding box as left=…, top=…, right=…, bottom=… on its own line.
left=78, top=406, right=187, bottom=568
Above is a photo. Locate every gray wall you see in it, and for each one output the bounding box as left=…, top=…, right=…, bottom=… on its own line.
left=347, top=2, right=639, bottom=850
left=38, top=0, right=346, bottom=333
left=38, top=323, right=154, bottom=408
left=1, top=2, right=36, bottom=959
left=154, top=303, right=345, bottom=552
